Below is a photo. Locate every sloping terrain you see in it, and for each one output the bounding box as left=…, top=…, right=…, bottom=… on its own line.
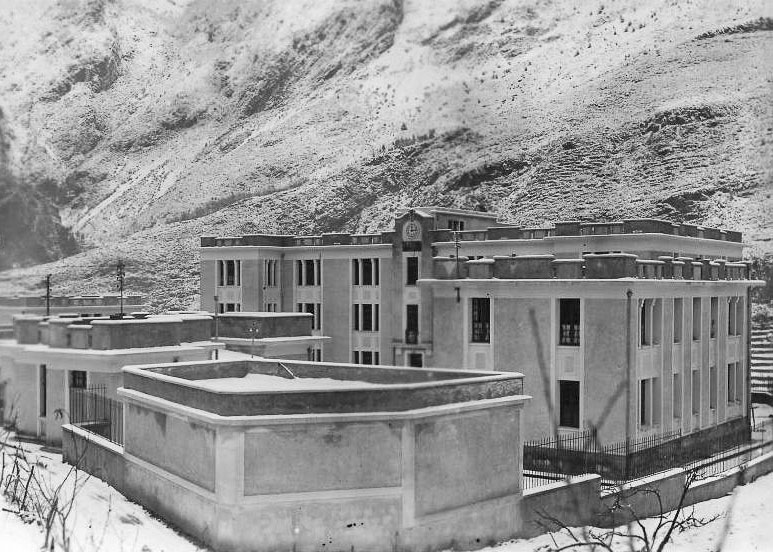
left=0, top=0, right=770, bottom=309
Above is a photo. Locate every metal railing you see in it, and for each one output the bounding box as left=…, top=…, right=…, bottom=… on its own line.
left=524, top=422, right=771, bottom=490
left=523, top=429, right=682, bottom=487
left=69, top=385, right=123, bottom=446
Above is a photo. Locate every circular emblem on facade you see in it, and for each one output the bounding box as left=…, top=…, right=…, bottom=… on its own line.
left=403, top=221, right=421, bottom=241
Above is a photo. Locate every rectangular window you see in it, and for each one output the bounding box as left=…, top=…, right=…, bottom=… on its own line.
left=362, top=304, right=374, bottom=331
left=471, top=298, right=490, bottom=343
left=559, top=380, right=580, bottom=428
left=408, top=353, right=423, bottom=367
left=305, top=260, right=315, bottom=286
left=710, top=297, right=718, bottom=338
left=406, top=256, right=419, bottom=286
left=448, top=219, right=465, bottom=231
left=692, top=298, right=701, bottom=341
left=315, top=259, right=321, bottom=286
left=218, top=261, right=224, bottom=286
left=314, top=349, right=322, bottom=362
left=303, top=303, right=319, bottom=330
left=640, top=300, right=650, bottom=346
left=727, top=363, right=736, bottom=404
left=736, top=361, right=743, bottom=404
left=352, top=259, right=360, bottom=285
left=640, top=379, right=649, bottom=426
left=39, top=365, right=47, bottom=417
left=362, top=351, right=373, bottom=365
left=375, top=352, right=380, bottom=365
left=709, top=366, right=717, bottom=409
left=653, top=299, right=662, bottom=345
left=353, top=351, right=360, bottom=364
left=353, top=304, right=360, bottom=331
left=691, top=370, right=700, bottom=415
left=362, top=258, right=373, bottom=286
left=226, top=260, right=236, bottom=286
left=559, top=298, right=581, bottom=346
left=374, top=304, right=379, bottom=332
left=296, top=260, right=303, bottom=286
left=406, top=304, right=419, bottom=343
left=218, top=303, right=225, bottom=314
left=226, top=303, right=237, bottom=312
left=728, top=298, right=736, bottom=336
left=673, top=373, right=682, bottom=419
left=69, top=370, right=87, bottom=389
left=374, top=259, right=380, bottom=286
left=265, top=259, right=278, bottom=287
left=673, top=298, right=683, bottom=343
left=735, top=298, right=744, bottom=336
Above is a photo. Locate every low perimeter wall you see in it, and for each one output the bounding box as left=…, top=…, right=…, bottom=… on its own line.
left=63, top=397, right=529, bottom=552
left=516, top=449, right=773, bottom=538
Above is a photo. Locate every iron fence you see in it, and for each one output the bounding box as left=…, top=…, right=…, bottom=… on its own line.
left=523, top=419, right=773, bottom=490
left=69, top=385, right=123, bottom=446
left=523, top=429, right=683, bottom=485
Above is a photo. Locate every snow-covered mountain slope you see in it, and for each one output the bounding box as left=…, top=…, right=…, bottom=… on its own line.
left=0, top=0, right=770, bottom=308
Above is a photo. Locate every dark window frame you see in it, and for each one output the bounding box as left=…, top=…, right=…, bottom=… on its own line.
left=559, top=380, right=580, bottom=428
left=471, top=298, right=490, bottom=343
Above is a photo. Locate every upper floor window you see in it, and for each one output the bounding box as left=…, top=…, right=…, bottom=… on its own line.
left=264, top=259, right=279, bottom=287
left=448, top=219, right=465, bottom=232
left=559, top=298, right=580, bottom=346
left=692, top=298, right=701, bottom=341
left=218, top=260, right=241, bottom=287
left=471, top=298, right=490, bottom=343
left=673, top=298, right=683, bottom=343
left=710, top=297, right=718, bottom=339
left=406, top=256, right=419, bottom=286
left=353, top=303, right=379, bottom=332
left=296, top=259, right=321, bottom=286
left=728, top=297, right=743, bottom=336
left=639, top=299, right=662, bottom=347
left=352, top=258, right=379, bottom=286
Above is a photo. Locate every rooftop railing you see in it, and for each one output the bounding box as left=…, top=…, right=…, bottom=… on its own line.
left=202, top=219, right=743, bottom=248
left=432, top=254, right=750, bottom=281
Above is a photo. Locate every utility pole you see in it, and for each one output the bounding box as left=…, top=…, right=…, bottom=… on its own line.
left=248, top=321, right=259, bottom=359
left=45, top=274, right=51, bottom=316
left=116, top=261, right=125, bottom=317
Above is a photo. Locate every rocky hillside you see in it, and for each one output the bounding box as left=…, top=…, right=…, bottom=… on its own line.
left=0, top=0, right=770, bottom=310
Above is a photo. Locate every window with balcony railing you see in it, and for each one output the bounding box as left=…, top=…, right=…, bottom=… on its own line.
left=559, top=298, right=580, bottom=346
left=471, top=298, right=490, bottom=343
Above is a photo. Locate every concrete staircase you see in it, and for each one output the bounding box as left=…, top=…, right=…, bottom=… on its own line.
left=751, top=325, right=773, bottom=400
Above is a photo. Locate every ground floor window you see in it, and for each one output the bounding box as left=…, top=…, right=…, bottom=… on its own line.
left=638, top=377, right=661, bottom=427
left=408, top=353, right=423, bottom=367
left=39, top=365, right=47, bottom=417
left=558, top=380, right=580, bottom=428
left=727, top=362, right=742, bottom=403
left=69, top=370, right=87, bottom=390
left=353, top=350, right=380, bottom=365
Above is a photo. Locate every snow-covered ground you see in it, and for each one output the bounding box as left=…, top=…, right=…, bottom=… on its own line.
left=2, top=416, right=773, bottom=551
left=0, top=439, right=203, bottom=552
